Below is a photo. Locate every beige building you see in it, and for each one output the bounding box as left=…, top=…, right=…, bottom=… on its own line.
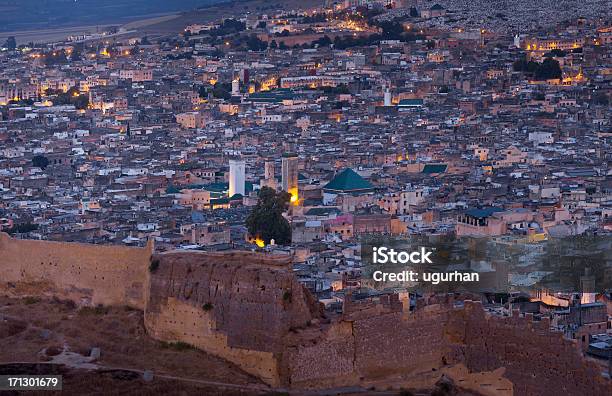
left=176, top=112, right=205, bottom=129
left=119, top=69, right=153, bottom=82
left=179, top=189, right=211, bottom=210
left=379, top=188, right=426, bottom=215
left=191, top=223, right=231, bottom=246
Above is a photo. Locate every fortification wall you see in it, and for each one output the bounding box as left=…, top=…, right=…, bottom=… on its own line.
left=286, top=301, right=611, bottom=394
left=0, top=232, right=152, bottom=309
left=285, top=305, right=455, bottom=389
left=0, top=235, right=609, bottom=394
left=451, top=301, right=611, bottom=396
left=144, top=296, right=279, bottom=385
left=144, top=251, right=320, bottom=387
left=353, top=305, right=452, bottom=378
left=285, top=321, right=358, bottom=388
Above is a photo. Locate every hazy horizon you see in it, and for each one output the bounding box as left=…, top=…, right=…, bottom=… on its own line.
left=0, top=0, right=230, bottom=32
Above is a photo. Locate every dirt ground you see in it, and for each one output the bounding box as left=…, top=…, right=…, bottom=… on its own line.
left=0, top=296, right=269, bottom=395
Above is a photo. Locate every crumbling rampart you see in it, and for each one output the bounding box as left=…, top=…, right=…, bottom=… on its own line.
left=0, top=234, right=609, bottom=394
left=0, top=232, right=152, bottom=308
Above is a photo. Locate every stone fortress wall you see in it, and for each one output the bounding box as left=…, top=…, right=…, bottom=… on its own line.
left=453, top=301, right=611, bottom=396
left=284, top=298, right=611, bottom=395
left=0, top=233, right=610, bottom=394
left=144, top=251, right=321, bottom=387
left=0, top=232, right=153, bottom=309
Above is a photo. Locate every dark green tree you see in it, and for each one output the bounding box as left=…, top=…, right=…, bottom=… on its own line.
left=246, top=186, right=292, bottom=245
left=535, top=58, right=562, bottom=80
left=211, top=83, right=232, bottom=100
left=314, top=35, right=332, bottom=47
left=32, top=155, right=50, bottom=169
left=53, top=87, right=89, bottom=109
left=7, top=223, right=38, bottom=235
left=514, top=57, right=562, bottom=80
left=245, top=34, right=268, bottom=51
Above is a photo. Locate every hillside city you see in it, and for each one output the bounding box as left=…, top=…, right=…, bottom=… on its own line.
left=0, top=0, right=611, bottom=389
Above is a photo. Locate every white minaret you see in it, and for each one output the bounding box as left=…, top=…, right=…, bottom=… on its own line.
left=232, top=78, right=240, bottom=95
left=514, top=34, right=521, bottom=49
left=384, top=87, right=392, bottom=107
left=229, top=158, right=245, bottom=197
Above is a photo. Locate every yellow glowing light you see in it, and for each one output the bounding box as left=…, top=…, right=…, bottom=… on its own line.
left=260, top=77, right=276, bottom=91
left=255, top=238, right=265, bottom=248
left=289, top=188, right=299, bottom=205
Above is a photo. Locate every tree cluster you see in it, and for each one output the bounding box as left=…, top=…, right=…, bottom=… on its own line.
left=48, top=87, right=89, bottom=109
left=207, top=19, right=246, bottom=37
left=6, top=223, right=38, bottom=235
left=246, top=187, right=292, bottom=245
left=513, top=57, right=562, bottom=80
left=32, top=155, right=49, bottom=169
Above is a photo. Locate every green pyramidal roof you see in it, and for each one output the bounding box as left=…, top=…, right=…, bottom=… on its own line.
left=324, top=168, right=374, bottom=193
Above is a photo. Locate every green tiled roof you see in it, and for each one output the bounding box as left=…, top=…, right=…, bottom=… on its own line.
left=398, top=99, right=424, bottom=107
left=422, top=164, right=447, bottom=174
left=305, top=207, right=341, bottom=216
left=167, top=182, right=253, bottom=194
left=324, top=168, right=374, bottom=193
left=206, top=182, right=254, bottom=193
left=248, top=89, right=295, bottom=103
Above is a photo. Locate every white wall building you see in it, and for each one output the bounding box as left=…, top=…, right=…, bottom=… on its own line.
left=229, top=158, right=246, bottom=197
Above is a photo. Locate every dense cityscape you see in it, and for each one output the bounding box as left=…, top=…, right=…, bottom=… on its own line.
left=0, top=0, right=611, bottom=394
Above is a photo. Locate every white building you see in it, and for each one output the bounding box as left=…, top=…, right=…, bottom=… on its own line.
left=229, top=158, right=246, bottom=197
